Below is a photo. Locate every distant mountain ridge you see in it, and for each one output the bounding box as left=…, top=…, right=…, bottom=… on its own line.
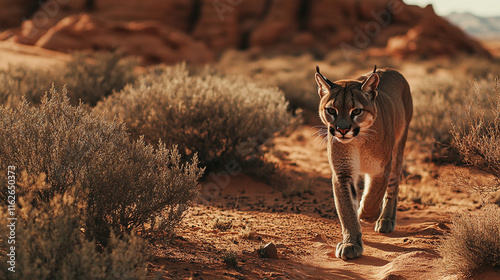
left=446, top=12, right=500, bottom=39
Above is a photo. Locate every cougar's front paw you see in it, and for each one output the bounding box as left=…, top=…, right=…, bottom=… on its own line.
left=375, top=218, right=395, bottom=233
left=335, top=241, right=363, bottom=260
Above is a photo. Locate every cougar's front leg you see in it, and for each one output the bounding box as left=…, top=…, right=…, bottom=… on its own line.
left=332, top=169, right=363, bottom=260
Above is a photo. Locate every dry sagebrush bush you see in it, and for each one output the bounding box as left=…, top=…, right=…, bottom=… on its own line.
left=275, top=70, right=319, bottom=114
left=0, top=173, right=148, bottom=280
left=411, top=73, right=499, bottom=163
left=452, top=78, right=500, bottom=178
left=97, top=63, right=291, bottom=172
left=0, top=64, right=54, bottom=106
left=0, top=50, right=137, bottom=107
left=411, top=74, right=465, bottom=142
left=63, top=50, right=137, bottom=106
left=438, top=205, right=500, bottom=278
left=0, top=87, right=203, bottom=245
left=439, top=78, right=500, bottom=277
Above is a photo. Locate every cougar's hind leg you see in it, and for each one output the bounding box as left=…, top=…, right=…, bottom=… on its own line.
left=375, top=130, right=408, bottom=233
left=358, top=165, right=391, bottom=224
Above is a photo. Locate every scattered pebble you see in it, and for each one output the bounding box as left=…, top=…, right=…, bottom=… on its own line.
left=260, top=242, right=279, bottom=259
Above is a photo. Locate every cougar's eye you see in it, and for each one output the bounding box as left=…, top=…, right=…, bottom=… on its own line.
left=326, top=108, right=337, bottom=118
left=351, top=108, right=362, bottom=117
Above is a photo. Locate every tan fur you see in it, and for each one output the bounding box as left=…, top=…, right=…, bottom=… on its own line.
left=315, top=67, right=413, bottom=260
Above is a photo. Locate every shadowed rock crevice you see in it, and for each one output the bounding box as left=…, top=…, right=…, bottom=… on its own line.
left=240, top=30, right=251, bottom=50
left=354, top=0, right=364, bottom=21
left=262, top=0, right=273, bottom=19
left=187, top=0, right=201, bottom=33
left=85, top=0, right=95, bottom=11
left=238, top=0, right=272, bottom=50
left=297, top=0, right=311, bottom=31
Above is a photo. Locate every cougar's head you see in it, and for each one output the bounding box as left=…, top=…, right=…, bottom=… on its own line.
left=315, top=66, right=379, bottom=144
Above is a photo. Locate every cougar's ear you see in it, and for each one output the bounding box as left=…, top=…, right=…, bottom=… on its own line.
left=315, top=66, right=331, bottom=98
left=361, top=73, right=379, bottom=100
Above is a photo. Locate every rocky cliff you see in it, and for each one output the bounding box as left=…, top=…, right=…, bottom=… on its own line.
left=0, top=0, right=491, bottom=64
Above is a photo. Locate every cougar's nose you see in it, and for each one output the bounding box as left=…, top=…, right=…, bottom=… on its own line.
left=336, top=126, right=351, bottom=136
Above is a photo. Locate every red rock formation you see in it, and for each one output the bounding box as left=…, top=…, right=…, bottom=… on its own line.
left=0, top=0, right=491, bottom=64
left=191, top=0, right=241, bottom=51
left=0, top=0, right=38, bottom=28
left=385, top=5, right=491, bottom=58
left=34, top=14, right=214, bottom=64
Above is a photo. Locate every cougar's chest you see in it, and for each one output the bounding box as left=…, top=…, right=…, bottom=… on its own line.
left=328, top=141, right=386, bottom=176
left=359, top=151, right=385, bottom=175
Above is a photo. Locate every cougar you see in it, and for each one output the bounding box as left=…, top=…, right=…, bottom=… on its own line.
left=315, top=66, right=413, bottom=260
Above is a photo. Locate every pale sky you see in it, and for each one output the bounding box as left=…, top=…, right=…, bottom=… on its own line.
left=404, top=0, right=500, bottom=17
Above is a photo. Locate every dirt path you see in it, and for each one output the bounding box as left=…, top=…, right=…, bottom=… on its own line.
left=152, top=125, right=495, bottom=280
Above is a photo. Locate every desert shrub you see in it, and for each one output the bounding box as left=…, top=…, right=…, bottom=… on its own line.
left=438, top=205, right=500, bottom=278
left=276, top=71, right=319, bottom=114
left=439, top=78, right=500, bottom=277
left=0, top=87, right=203, bottom=245
left=0, top=50, right=137, bottom=107
left=411, top=74, right=499, bottom=163
left=410, top=75, right=464, bottom=163
left=0, top=173, right=148, bottom=280
left=451, top=78, right=500, bottom=177
left=410, top=74, right=467, bottom=142
left=0, top=64, right=54, bottom=106
left=97, top=63, right=291, bottom=173
left=458, top=57, right=500, bottom=80
left=445, top=78, right=500, bottom=203
left=63, top=50, right=138, bottom=106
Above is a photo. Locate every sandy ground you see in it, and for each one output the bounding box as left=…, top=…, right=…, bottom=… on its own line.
left=151, top=126, right=499, bottom=280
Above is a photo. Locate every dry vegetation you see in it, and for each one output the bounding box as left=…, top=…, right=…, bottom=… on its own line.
left=0, top=174, right=148, bottom=280
left=0, top=86, right=203, bottom=279
left=0, top=50, right=137, bottom=107
left=95, top=63, right=292, bottom=173
left=438, top=77, right=500, bottom=278
left=0, top=88, right=203, bottom=244
left=438, top=206, right=500, bottom=278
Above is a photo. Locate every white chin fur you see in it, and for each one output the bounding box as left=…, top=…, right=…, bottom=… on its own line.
left=335, top=137, right=355, bottom=144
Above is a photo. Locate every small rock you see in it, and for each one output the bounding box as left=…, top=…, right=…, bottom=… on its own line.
left=311, top=234, right=326, bottom=243
left=411, top=197, right=422, bottom=204
left=261, top=242, right=279, bottom=259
